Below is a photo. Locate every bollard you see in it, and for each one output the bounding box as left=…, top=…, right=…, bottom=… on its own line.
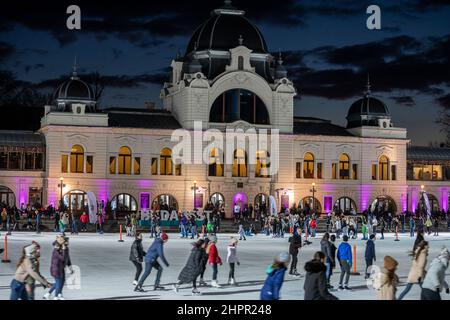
left=350, top=244, right=360, bottom=275
left=118, top=224, right=124, bottom=242
left=394, top=225, right=400, bottom=241
left=2, top=234, right=11, bottom=263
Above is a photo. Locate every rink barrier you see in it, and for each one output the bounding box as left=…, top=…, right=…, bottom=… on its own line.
left=118, top=224, right=124, bottom=242
left=1, top=234, right=11, bottom=263
left=350, top=244, right=360, bottom=275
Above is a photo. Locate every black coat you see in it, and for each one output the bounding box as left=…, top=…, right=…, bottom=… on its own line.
left=303, top=260, right=338, bottom=300
left=364, top=239, right=376, bottom=261
left=289, top=234, right=302, bottom=255
left=320, top=239, right=332, bottom=263
left=413, top=233, right=424, bottom=252
left=329, top=243, right=337, bottom=267
left=178, top=246, right=203, bottom=283
left=129, top=239, right=145, bottom=262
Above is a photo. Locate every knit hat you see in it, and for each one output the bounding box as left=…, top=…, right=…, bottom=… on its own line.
left=384, top=255, right=398, bottom=271
left=160, top=233, right=168, bottom=241
left=209, top=235, right=217, bottom=243
left=229, top=237, right=238, bottom=245
left=24, top=243, right=39, bottom=257
left=277, top=252, right=290, bottom=263
left=438, top=247, right=450, bottom=265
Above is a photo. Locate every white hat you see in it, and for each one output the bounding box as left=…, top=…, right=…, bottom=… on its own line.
left=24, top=243, right=38, bottom=257
left=277, top=252, right=290, bottom=263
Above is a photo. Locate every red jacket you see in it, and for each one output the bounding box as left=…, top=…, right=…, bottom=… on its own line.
left=80, top=214, right=89, bottom=223
left=208, top=243, right=222, bottom=265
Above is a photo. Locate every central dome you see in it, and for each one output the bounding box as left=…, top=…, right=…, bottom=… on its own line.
left=185, top=3, right=268, bottom=54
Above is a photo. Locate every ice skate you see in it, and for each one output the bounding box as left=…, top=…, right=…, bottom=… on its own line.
left=199, top=279, right=208, bottom=287
left=154, top=285, right=165, bottom=290
left=172, top=283, right=179, bottom=293
left=134, top=285, right=144, bottom=292
left=211, top=280, right=221, bottom=288
left=230, top=278, right=238, bottom=286
left=192, top=288, right=201, bottom=295
left=132, top=280, right=138, bottom=286
left=43, top=292, right=51, bottom=300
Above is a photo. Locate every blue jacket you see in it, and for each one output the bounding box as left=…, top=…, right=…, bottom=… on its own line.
left=144, top=238, right=169, bottom=266
left=260, top=265, right=287, bottom=300
left=337, top=242, right=352, bottom=264
left=364, top=239, right=376, bottom=261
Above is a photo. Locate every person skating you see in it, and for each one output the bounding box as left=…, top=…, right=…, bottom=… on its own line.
left=303, top=251, right=338, bottom=300
left=425, top=216, right=432, bottom=235
left=433, top=217, right=439, bottom=236
left=80, top=212, right=89, bottom=232
left=420, top=247, right=450, bottom=300
left=409, top=216, right=415, bottom=237
left=372, top=256, right=399, bottom=300
left=260, top=252, right=290, bottom=300
left=134, top=233, right=170, bottom=292
left=398, top=240, right=428, bottom=300
left=207, top=235, right=222, bottom=288
left=173, top=239, right=205, bottom=295
left=238, top=223, right=246, bottom=241
left=288, top=228, right=302, bottom=276
left=44, top=235, right=72, bottom=300
left=10, top=243, right=52, bottom=300
left=361, top=219, right=368, bottom=240
left=198, top=237, right=210, bottom=287
left=129, top=232, right=146, bottom=286
left=226, top=237, right=240, bottom=285
left=327, top=234, right=337, bottom=289
left=337, top=235, right=352, bottom=290
left=320, top=233, right=333, bottom=287
left=364, top=234, right=376, bottom=279
left=413, top=230, right=424, bottom=252
left=379, top=217, right=385, bottom=240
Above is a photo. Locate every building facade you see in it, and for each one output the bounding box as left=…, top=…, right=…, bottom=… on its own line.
left=0, top=2, right=449, bottom=218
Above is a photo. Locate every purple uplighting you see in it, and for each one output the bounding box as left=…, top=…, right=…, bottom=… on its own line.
left=323, top=196, right=333, bottom=212
left=233, top=192, right=248, bottom=209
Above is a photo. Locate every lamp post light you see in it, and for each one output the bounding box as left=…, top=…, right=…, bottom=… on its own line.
left=58, top=177, right=66, bottom=212
left=310, top=182, right=316, bottom=213
left=191, top=180, right=198, bottom=210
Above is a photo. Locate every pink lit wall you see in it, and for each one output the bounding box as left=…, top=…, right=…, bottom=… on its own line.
left=233, top=192, right=248, bottom=209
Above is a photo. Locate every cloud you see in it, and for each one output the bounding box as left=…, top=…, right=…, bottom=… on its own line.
left=390, top=96, right=416, bottom=106
left=437, top=93, right=450, bottom=110
left=0, top=42, right=15, bottom=63
left=24, top=63, right=45, bottom=74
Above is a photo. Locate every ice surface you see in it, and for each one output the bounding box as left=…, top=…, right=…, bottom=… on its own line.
left=0, top=231, right=449, bottom=300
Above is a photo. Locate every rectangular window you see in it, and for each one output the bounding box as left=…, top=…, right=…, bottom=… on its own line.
left=151, top=157, right=157, bottom=175
left=0, top=152, right=7, bottom=169
left=109, top=157, right=116, bottom=174
left=296, top=162, right=301, bottom=179
left=9, top=152, right=21, bottom=170
left=86, top=156, right=93, bottom=173
left=352, top=164, right=358, bottom=180
left=61, top=154, right=68, bottom=173
left=24, top=153, right=34, bottom=170
left=35, top=153, right=43, bottom=170
left=391, top=165, right=397, bottom=181
left=317, top=163, right=323, bottom=179
left=175, top=164, right=182, bottom=176
left=134, top=157, right=140, bottom=175
left=332, top=163, right=337, bottom=179
left=372, top=164, right=377, bottom=180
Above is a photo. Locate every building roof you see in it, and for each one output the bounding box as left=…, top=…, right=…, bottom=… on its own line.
left=407, top=146, right=450, bottom=162
left=107, top=109, right=182, bottom=129
left=293, top=117, right=354, bottom=137
left=0, top=130, right=45, bottom=152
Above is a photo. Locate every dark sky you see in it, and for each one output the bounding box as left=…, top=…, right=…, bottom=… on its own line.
left=1, top=0, right=449, bottom=145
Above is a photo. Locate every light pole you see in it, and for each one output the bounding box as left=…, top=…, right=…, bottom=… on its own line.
left=191, top=180, right=198, bottom=210
left=58, top=177, right=66, bottom=212
left=310, top=182, right=316, bottom=213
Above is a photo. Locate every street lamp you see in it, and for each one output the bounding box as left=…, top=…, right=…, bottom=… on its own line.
left=58, top=177, right=66, bottom=212
left=420, top=184, right=424, bottom=191
left=191, top=180, right=198, bottom=210
left=310, top=182, right=316, bottom=213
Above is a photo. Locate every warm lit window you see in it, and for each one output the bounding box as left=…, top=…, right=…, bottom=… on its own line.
left=379, top=156, right=389, bottom=180
left=303, top=153, right=314, bottom=178
left=175, top=164, right=182, bottom=176
left=118, top=146, right=132, bottom=175
left=134, top=157, right=140, bottom=175
left=86, top=156, right=93, bottom=173
left=255, top=150, right=270, bottom=178
left=372, top=164, right=377, bottom=180
left=339, top=154, right=350, bottom=179
left=413, top=164, right=443, bottom=180
left=332, top=163, right=337, bottom=179
left=109, top=157, right=116, bottom=174
left=70, top=145, right=84, bottom=173
left=151, top=157, right=158, bottom=175
left=160, top=148, right=173, bottom=175
left=317, top=163, right=323, bottom=179
left=232, top=149, right=247, bottom=177
left=208, top=148, right=224, bottom=177
left=296, top=162, right=301, bottom=178
left=352, top=163, right=358, bottom=180
left=61, top=154, right=68, bottom=173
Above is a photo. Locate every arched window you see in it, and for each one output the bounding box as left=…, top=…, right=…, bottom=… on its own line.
left=209, top=89, right=270, bottom=124
left=0, top=185, right=15, bottom=207
left=118, top=146, right=132, bottom=175
left=255, top=150, right=270, bottom=178
left=160, top=148, right=173, bottom=175
left=371, top=196, right=397, bottom=214
left=210, top=193, right=225, bottom=208
left=339, top=154, right=350, bottom=179
left=299, top=196, right=322, bottom=214
left=111, top=193, right=137, bottom=216
left=152, top=194, right=178, bottom=211
left=232, top=149, right=247, bottom=177
left=418, top=193, right=440, bottom=213
left=303, top=152, right=314, bottom=178
left=70, top=145, right=84, bottom=173
left=334, top=197, right=357, bottom=214
left=63, top=190, right=87, bottom=215
left=208, top=148, right=223, bottom=177
left=379, top=155, right=389, bottom=180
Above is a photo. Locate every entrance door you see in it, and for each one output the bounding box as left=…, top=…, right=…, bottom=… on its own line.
left=0, top=186, right=15, bottom=207
left=64, top=190, right=87, bottom=215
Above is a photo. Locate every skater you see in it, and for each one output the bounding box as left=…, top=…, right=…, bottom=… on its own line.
left=303, top=251, right=338, bottom=300
left=288, top=228, right=302, bottom=276
left=238, top=223, right=246, bottom=241
left=433, top=217, right=439, bottom=236
left=190, top=215, right=198, bottom=239
left=327, top=234, right=337, bottom=288
left=135, top=233, right=170, bottom=292
left=373, top=256, right=399, bottom=300
left=226, top=237, right=240, bottom=285
left=44, top=235, right=72, bottom=300
left=71, top=213, right=78, bottom=235
left=260, top=252, right=290, bottom=300
left=409, top=216, right=415, bottom=237
left=425, top=216, right=432, bottom=235
left=335, top=218, right=341, bottom=239
left=361, top=218, right=368, bottom=240
left=320, top=233, right=334, bottom=288
left=379, top=217, right=385, bottom=240
left=364, top=234, right=376, bottom=279
left=420, top=247, right=450, bottom=300
left=97, top=213, right=104, bottom=234
left=207, top=235, right=222, bottom=288
left=35, top=211, right=42, bottom=234
left=129, top=232, right=146, bottom=286
left=198, top=237, right=210, bottom=287
left=398, top=240, right=428, bottom=300
left=10, top=243, right=52, bottom=300
left=337, top=235, right=352, bottom=290
left=413, top=230, right=424, bottom=252
left=173, top=239, right=205, bottom=295
left=80, top=212, right=89, bottom=232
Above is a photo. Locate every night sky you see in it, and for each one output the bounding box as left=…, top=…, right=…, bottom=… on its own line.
left=0, top=0, right=449, bottom=145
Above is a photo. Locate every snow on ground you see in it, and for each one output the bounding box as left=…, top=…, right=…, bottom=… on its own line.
left=0, top=231, right=449, bottom=300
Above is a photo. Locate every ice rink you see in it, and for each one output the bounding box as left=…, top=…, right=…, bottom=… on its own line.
left=0, top=231, right=449, bottom=300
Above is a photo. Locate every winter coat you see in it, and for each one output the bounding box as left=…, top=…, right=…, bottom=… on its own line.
left=413, top=233, right=424, bottom=252
left=373, top=267, right=398, bottom=300
left=14, top=257, right=50, bottom=287
left=337, top=242, right=352, bottom=264
left=407, top=246, right=428, bottom=283
left=329, top=243, right=337, bottom=267
left=364, top=239, right=376, bottom=261
left=80, top=214, right=89, bottom=223
left=144, top=238, right=169, bottom=266
left=50, top=247, right=66, bottom=278
left=260, top=264, right=287, bottom=300
left=289, top=235, right=302, bottom=255
left=422, top=256, right=449, bottom=293
left=320, top=239, right=332, bottom=263
left=129, top=239, right=145, bottom=262
left=227, top=246, right=239, bottom=264
left=208, top=243, right=222, bottom=265
left=303, top=260, right=338, bottom=300
left=178, top=246, right=203, bottom=283
left=199, top=248, right=208, bottom=271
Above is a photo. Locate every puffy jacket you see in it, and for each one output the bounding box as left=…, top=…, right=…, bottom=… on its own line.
left=260, top=264, right=287, bottom=300
left=208, top=243, right=222, bottom=265
left=144, top=238, right=169, bottom=266
left=364, top=239, right=376, bottom=261
left=407, top=246, right=428, bottom=283
left=422, top=256, right=449, bottom=293
left=80, top=214, right=89, bottom=223
left=50, top=247, right=66, bottom=278
left=289, top=235, right=302, bottom=255
left=373, top=268, right=398, bottom=300
left=337, top=242, right=352, bottom=264
left=303, top=260, right=338, bottom=300
left=129, top=239, right=145, bottom=262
